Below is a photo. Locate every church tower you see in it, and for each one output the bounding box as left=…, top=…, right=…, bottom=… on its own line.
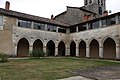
left=84, top=0, right=106, bottom=15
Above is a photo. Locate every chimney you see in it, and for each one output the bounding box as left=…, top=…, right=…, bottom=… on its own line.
left=51, top=15, right=54, bottom=20
left=5, top=1, right=10, bottom=10
left=103, top=11, right=108, bottom=16
left=84, top=14, right=90, bottom=21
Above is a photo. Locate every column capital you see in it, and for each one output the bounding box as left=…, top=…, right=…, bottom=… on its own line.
left=116, top=46, right=120, bottom=47
left=99, top=46, right=103, bottom=48
left=86, top=47, right=90, bottom=48
left=29, top=45, right=33, bottom=47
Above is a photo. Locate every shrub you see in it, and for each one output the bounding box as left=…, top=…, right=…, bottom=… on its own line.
left=30, top=50, right=45, bottom=58
left=0, top=52, right=8, bottom=63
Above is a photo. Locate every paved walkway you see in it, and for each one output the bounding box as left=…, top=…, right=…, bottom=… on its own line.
left=58, top=76, right=93, bottom=80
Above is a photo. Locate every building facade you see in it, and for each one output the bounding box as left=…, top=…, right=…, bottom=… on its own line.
left=0, top=1, right=120, bottom=60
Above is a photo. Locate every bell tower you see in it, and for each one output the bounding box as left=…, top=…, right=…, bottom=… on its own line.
left=84, top=0, right=106, bottom=15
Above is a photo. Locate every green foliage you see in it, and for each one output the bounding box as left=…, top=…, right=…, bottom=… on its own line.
left=46, top=50, right=50, bottom=57
left=0, top=52, right=8, bottom=63
left=30, top=50, right=45, bottom=58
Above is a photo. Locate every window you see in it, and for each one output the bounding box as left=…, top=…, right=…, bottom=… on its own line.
left=99, top=7, right=102, bottom=15
left=98, top=0, right=100, bottom=4
left=18, top=19, right=31, bottom=28
left=47, top=24, right=57, bottom=32
left=58, top=27, right=66, bottom=33
left=118, top=15, right=120, bottom=23
left=85, top=0, right=88, bottom=5
left=91, top=21, right=99, bottom=29
left=89, top=0, right=92, bottom=3
left=107, top=17, right=116, bottom=25
left=70, top=27, right=76, bottom=33
left=0, top=16, right=3, bottom=26
left=0, top=16, right=3, bottom=30
left=101, top=0, right=103, bottom=5
left=102, top=16, right=116, bottom=27
left=78, top=24, right=87, bottom=31
left=34, top=22, right=45, bottom=30
left=102, top=19, right=106, bottom=27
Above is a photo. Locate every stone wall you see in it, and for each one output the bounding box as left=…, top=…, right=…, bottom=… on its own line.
left=0, top=15, right=17, bottom=55
left=55, top=7, right=93, bottom=25
left=12, top=27, right=69, bottom=56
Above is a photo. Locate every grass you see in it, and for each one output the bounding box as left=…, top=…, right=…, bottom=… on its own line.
left=0, top=57, right=120, bottom=80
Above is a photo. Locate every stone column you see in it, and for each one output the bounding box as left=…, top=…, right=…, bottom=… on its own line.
left=99, top=46, right=103, bottom=59
left=43, top=46, right=47, bottom=53
left=99, top=20, right=102, bottom=28
left=116, top=46, right=120, bottom=60
left=86, top=23, right=89, bottom=30
left=31, top=21, right=34, bottom=29
left=65, top=43, right=70, bottom=56
left=76, top=45, right=79, bottom=57
left=56, top=26, right=59, bottom=33
left=76, top=26, right=79, bottom=32
left=86, top=46, right=90, bottom=58
left=29, top=45, right=33, bottom=56
left=55, top=47, right=58, bottom=56
left=43, top=40, right=47, bottom=56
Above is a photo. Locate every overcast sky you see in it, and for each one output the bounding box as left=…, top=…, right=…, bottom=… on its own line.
left=0, top=0, right=120, bottom=18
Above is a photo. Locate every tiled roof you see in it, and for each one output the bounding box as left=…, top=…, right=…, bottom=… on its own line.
left=0, top=8, right=69, bottom=27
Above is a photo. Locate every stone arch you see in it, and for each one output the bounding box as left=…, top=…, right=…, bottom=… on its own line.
left=58, top=41, right=66, bottom=56
left=16, top=36, right=30, bottom=45
left=70, top=41, right=76, bottom=57
left=90, top=39, right=99, bottom=59
left=33, top=39, right=43, bottom=51
left=103, top=37, right=116, bottom=59
left=79, top=40, right=86, bottom=58
left=102, top=36, right=118, bottom=46
left=88, top=37, right=100, bottom=46
left=17, top=38, right=29, bottom=57
left=33, top=37, right=44, bottom=44
left=46, top=40, right=55, bottom=56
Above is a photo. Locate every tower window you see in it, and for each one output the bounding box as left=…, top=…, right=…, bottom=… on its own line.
left=99, top=7, right=102, bottom=15
left=89, top=0, right=92, bottom=3
left=85, top=0, right=88, bottom=5
left=98, top=0, right=100, bottom=4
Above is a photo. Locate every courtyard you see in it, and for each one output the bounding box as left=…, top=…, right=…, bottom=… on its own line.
left=0, top=57, right=120, bottom=80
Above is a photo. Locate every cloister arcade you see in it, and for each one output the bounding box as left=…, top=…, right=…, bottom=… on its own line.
left=16, top=36, right=119, bottom=60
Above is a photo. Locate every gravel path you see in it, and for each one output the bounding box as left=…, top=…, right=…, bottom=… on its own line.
left=71, top=65, right=120, bottom=80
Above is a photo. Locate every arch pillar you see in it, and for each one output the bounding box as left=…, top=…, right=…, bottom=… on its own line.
left=55, top=47, right=58, bottom=56
left=86, top=45, right=90, bottom=58
left=116, top=46, right=120, bottom=60
left=99, top=46, right=103, bottom=59
left=43, top=40, right=47, bottom=55
left=55, top=42, right=59, bottom=56
left=29, top=45, right=33, bottom=56
left=65, top=42, right=70, bottom=56
left=76, top=44, right=79, bottom=57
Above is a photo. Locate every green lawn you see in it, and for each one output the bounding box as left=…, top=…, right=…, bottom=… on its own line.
left=0, top=57, right=120, bottom=80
